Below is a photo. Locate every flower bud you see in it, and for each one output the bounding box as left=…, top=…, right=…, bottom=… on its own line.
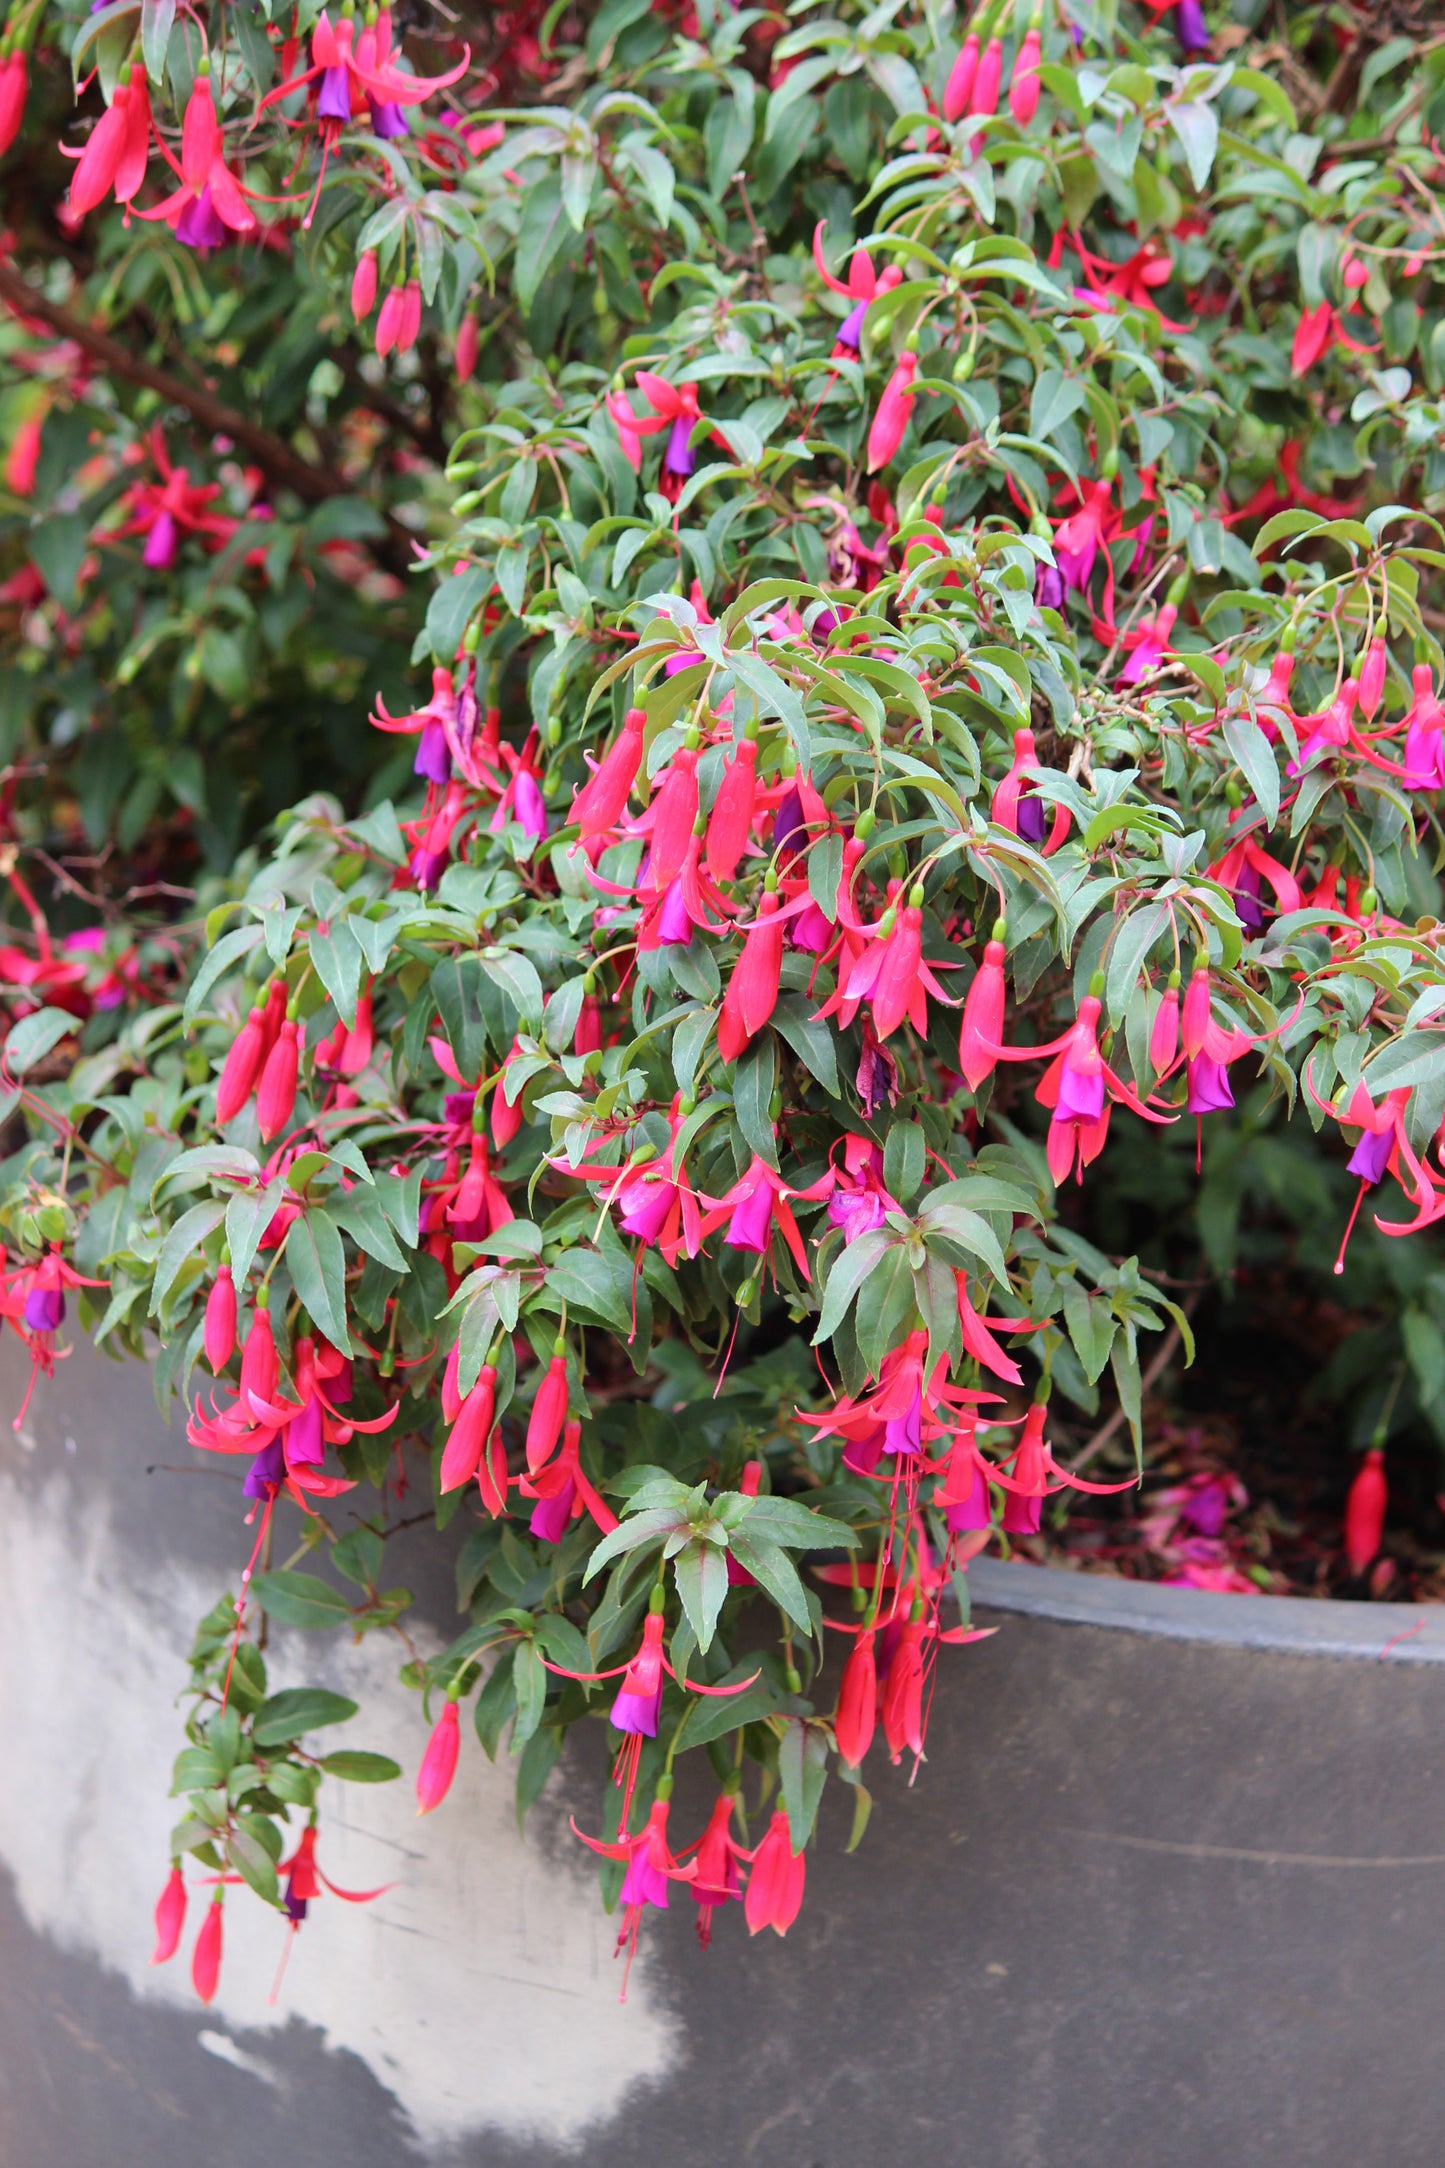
left=416, top=1698, right=461, bottom=1814
left=351, top=249, right=379, bottom=320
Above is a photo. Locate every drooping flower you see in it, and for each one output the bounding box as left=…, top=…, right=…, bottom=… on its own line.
left=687, top=1788, right=749, bottom=1946
left=717, top=888, right=784, bottom=1061
left=570, top=706, right=645, bottom=840
left=812, top=222, right=902, bottom=357
left=192, top=1891, right=224, bottom=2005
left=150, top=1864, right=187, bottom=1965
left=744, top=1811, right=805, bottom=1937
left=66, top=64, right=155, bottom=219
left=942, top=33, right=979, bottom=122
left=416, top=1696, right=461, bottom=1813
left=1343, top=1448, right=1386, bottom=1574
left=605, top=374, right=708, bottom=500
left=138, top=70, right=257, bottom=252
left=866, top=351, right=918, bottom=472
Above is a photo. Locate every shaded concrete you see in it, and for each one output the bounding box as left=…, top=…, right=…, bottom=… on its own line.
left=2, top=1339, right=1443, bottom=2165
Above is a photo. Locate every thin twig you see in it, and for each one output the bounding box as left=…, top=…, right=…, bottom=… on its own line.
left=1067, top=1289, right=1201, bottom=1475
left=0, top=261, right=417, bottom=577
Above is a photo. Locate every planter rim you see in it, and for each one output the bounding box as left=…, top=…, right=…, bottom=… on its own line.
left=966, top=1555, right=1445, bottom=1663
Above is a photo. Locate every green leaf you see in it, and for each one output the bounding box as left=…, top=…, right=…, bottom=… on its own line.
left=4, top=1007, right=77, bottom=1073
left=1169, top=100, right=1219, bottom=191
left=725, top=1530, right=812, bottom=1633
left=512, top=1639, right=547, bottom=1746
left=778, top=1716, right=828, bottom=1851
left=815, top=1227, right=894, bottom=1341
left=249, top=1571, right=354, bottom=1630
left=1222, top=713, right=1281, bottom=827
left=285, top=1208, right=354, bottom=1354
left=319, top=1751, right=402, bottom=1783
left=514, top=176, right=572, bottom=315
left=329, top=1184, right=411, bottom=1271
left=151, top=1199, right=225, bottom=1318
left=227, top=1827, right=280, bottom=1908
left=185, top=922, right=264, bottom=1029
left=772, top=992, right=840, bottom=1096
left=252, top=1688, right=359, bottom=1747
left=731, top=1031, right=777, bottom=1166
left=672, top=1538, right=730, bottom=1653
left=884, top=1119, right=925, bottom=1206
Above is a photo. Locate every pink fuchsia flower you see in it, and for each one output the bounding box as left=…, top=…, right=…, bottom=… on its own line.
left=65, top=64, right=155, bottom=219
left=745, top=1811, right=806, bottom=1937
left=150, top=1865, right=187, bottom=1965
left=1027, top=987, right=1174, bottom=1184
left=605, top=373, right=708, bottom=499
left=991, top=728, right=1072, bottom=853
left=866, top=351, right=918, bottom=472
left=416, top=1697, right=461, bottom=1813
left=1287, top=674, right=1361, bottom=776
left=371, top=665, right=461, bottom=785
left=192, top=1891, right=224, bottom=2005
left=1117, top=599, right=1179, bottom=685
left=1009, top=27, right=1042, bottom=125
left=705, top=730, right=760, bottom=880
left=825, top=1134, right=898, bottom=1244
left=277, top=1820, right=390, bottom=1933
left=572, top=1792, right=695, bottom=1990
left=139, top=70, right=257, bottom=252
left=525, top=1345, right=570, bottom=1473
left=994, top=1395, right=1136, bottom=1533
left=687, top=1788, right=749, bottom=1945
left=570, top=705, right=645, bottom=841
left=958, top=920, right=1008, bottom=1089
left=518, top=1418, right=618, bottom=1544
left=0, top=52, right=27, bottom=158
left=942, top=33, right=979, bottom=121
left=1052, top=473, right=1121, bottom=620
left=111, top=430, right=237, bottom=569
left=811, top=221, right=902, bottom=357
left=717, top=888, right=784, bottom=1062
left=1303, top=1070, right=1423, bottom=1270
left=1, top=1248, right=107, bottom=1431
left=699, top=1154, right=832, bottom=1278
left=1343, top=1448, right=1387, bottom=1573
left=1208, top=828, right=1301, bottom=933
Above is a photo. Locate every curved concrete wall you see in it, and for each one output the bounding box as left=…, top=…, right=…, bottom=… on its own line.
left=1, top=1339, right=1442, bottom=2166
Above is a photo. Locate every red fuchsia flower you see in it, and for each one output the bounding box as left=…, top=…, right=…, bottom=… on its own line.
left=687, top=1787, right=749, bottom=1946
left=699, top=1153, right=832, bottom=1280
left=455, top=312, right=479, bottom=381
left=274, top=1819, right=389, bottom=1986
left=1, top=1248, right=106, bottom=1430
left=745, top=1810, right=805, bottom=1937
left=1350, top=663, right=1445, bottom=791
left=1287, top=674, right=1361, bottom=776
left=351, top=249, right=379, bottom=320
left=1009, top=25, right=1042, bottom=125
left=835, top=1628, right=878, bottom=1769
left=1004, top=985, right=1173, bottom=1185
left=933, top=1409, right=998, bottom=1533
left=866, top=350, right=918, bottom=472
left=256, top=1011, right=301, bottom=1141
left=111, top=430, right=237, bottom=569
left=261, top=7, right=468, bottom=182
left=957, top=1275, right=1030, bottom=1385
left=65, top=63, right=155, bottom=220
left=942, top=32, right=979, bottom=121
left=150, top=1864, right=187, bottom=1964
left=192, top=1891, right=224, bottom=2005
left=1053, top=229, right=1188, bottom=332
left=570, top=705, right=645, bottom=841
left=216, top=978, right=286, bottom=1124
left=1117, top=598, right=1180, bottom=686
left=717, top=885, right=784, bottom=1061
left=416, top=1695, right=461, bottom=1813
left=0, top=51, right=27, bottom=157
left=3, top=412, right=43, bottom=499
left=372, top=666, right=465, bottom=786
left=706, top=727, right=760, bottom=880
left=841, top=882, right=954, bottom=1041
left=1343, top=1447, right=1387, bottom=1574
left=958, top=918, right=1008, bottom=1089
left=994, top=1394, right=1134, bottom=1534
left=1303, top=1073, right=1422, bottom=1270
left=572, top=1790, right=695, bottom=1989
left=315, top=984, right=375, bottom=1081
left=525, top=1343, right=570, bottom=1472
left=811, top=222, right=903, bottom=358
left=518, top=1418, right=618, bottom=1544
left=440, top=1363, right=496, bottom=1491
left=605, top=374, right=708, bottom=499
left=139, top=68, right=257, bottom=252
left=1358, top=636, right=1388, bottom=721
left=1209, top=825, right=1301, bottom=934
left=991, top=728, right=1072, bottom=852
left=409, top=776, right=471, bottom=888
left=1052, top=472, right=1122, bottom=619
left=204, top=1265, right=237, bottom=1374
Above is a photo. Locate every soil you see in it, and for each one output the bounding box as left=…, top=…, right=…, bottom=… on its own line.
left=1020, top=1268, right=1445, bottom=1603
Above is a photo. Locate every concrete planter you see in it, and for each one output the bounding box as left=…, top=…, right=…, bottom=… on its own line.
left=2, top=1337, right=1442, bottom=2167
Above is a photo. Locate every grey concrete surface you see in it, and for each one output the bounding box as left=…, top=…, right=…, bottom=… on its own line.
left=1, top=1337, right=1443, bottom=2167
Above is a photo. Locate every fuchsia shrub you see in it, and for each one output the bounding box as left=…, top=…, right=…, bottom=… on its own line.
left=1, top=0, right=1445, bottom=1994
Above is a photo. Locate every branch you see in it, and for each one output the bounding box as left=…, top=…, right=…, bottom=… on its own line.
left=0, top=261, right=418, bottom=578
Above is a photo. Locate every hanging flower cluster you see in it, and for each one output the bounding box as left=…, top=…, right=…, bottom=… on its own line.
left=1, top=0, right=1444, bottom=2009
